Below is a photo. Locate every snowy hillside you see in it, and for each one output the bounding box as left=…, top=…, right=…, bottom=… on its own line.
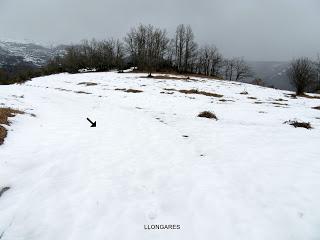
left=0, top=40, right=65, bottom=67
left=0, top=72, right=320, bottom=240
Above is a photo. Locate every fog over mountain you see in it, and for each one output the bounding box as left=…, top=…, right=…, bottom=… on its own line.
left=1, top=0, right=320, bottom=61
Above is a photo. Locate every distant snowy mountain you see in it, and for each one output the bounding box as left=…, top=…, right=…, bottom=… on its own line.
left=0, top=40, right=66, bottom=67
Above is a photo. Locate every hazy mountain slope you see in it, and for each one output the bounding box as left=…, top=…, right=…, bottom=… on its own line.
left=0, top=72, right=320, bottom=240
left=248, top=61, right=292, bottom=90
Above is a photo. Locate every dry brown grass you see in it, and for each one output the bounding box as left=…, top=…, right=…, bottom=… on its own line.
left=248, top=97, right=258, bottom=100
left=163, top=88, right=223, bottom=98
left=0, top=108, right=24, bottom=145
left=115, top=88, right=143, bottom=93
left=145, top=75, right=194, bottom=81
left=271, top=102, right=289, bottom=106
left=78, top=82, right=98, bottom=86
left=240, top=91, right=249, bottom=95
left=312, top=106, right=320, bottom=110
left=179, top=89, right=223, bottom=97
left=74, top=91, right=92, bottom=94
left=125, top=89, right=143, bottom=93
left=198, top=111, right=218, bottom=120
left=219, top=99, right=235, bottom=102
left=160, top=91, right=174, bottom=95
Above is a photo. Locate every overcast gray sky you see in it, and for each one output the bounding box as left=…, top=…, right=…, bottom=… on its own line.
left=0, top=0, right=319, bottom=61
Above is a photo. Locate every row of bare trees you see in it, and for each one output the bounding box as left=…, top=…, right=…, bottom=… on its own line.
left=47, top=39, right=125, bottom=73
left=46, top=24, right=252, bottom=80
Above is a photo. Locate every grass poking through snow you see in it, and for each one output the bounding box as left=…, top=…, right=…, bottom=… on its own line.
left=0, top=108, right=24, bottom=145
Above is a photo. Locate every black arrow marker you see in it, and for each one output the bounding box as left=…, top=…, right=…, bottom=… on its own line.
left=87, top=118, right=96, bottom=127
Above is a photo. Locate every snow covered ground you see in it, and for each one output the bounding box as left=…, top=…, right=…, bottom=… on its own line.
left=0, top=72, right=320, bottom=240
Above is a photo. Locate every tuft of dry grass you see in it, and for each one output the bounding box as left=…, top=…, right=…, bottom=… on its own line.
left=125, top=89, right=143, bottom=93
left=78, top=82, right=98, bottom=86
left=284, top=120, right=312, bottom=129
left=240, top=91, right=248, bottom=95
left=0, top=108, right=24, bottom=145
left=198, top=111, right=218, bottom=120
left=74, top=91, right=92, bottom=94
left=248, top=97, right=257, bottom=100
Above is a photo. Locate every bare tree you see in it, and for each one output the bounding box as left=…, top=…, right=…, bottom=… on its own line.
left=223, top=58, right=236, bottom=80
left=287, top=57, right=316, bottom=95
left=174, top=24, right=186, bottom=72
left=184, top=25, right=197, bottom=72
left=234, top=58, right=251, bottom=81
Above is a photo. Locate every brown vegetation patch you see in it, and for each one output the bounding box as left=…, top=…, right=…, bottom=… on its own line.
left=74, top=91, right=92, bottom=94
left=248, top=97, right=257, bottom=100
left=160, top=91, right=174, bottom=95
left=240, top=91, right=248, bottom=95
left=78, top=82, right=98, bottom=86
left=126, top=89, right=143, bottom=93
left=165, top=88, right=223, bottom=97
left=253, top=101, right=264, bottom=104
left=146, top=75, right=194, bottom=81
left=312, top=106, right=320, bottom=110
left=284, top=120, right=312, bottom=129
left=179, top=89, right=223, bottom=98
left=0, top=108, right=24, bottom=145
left=198, top=111, right=218, bottom=120
left=115, top=88, right=143, bottom=93
left=271, top=102, right=289, bottom=106
left=219, top=99, right=235, bottom=102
